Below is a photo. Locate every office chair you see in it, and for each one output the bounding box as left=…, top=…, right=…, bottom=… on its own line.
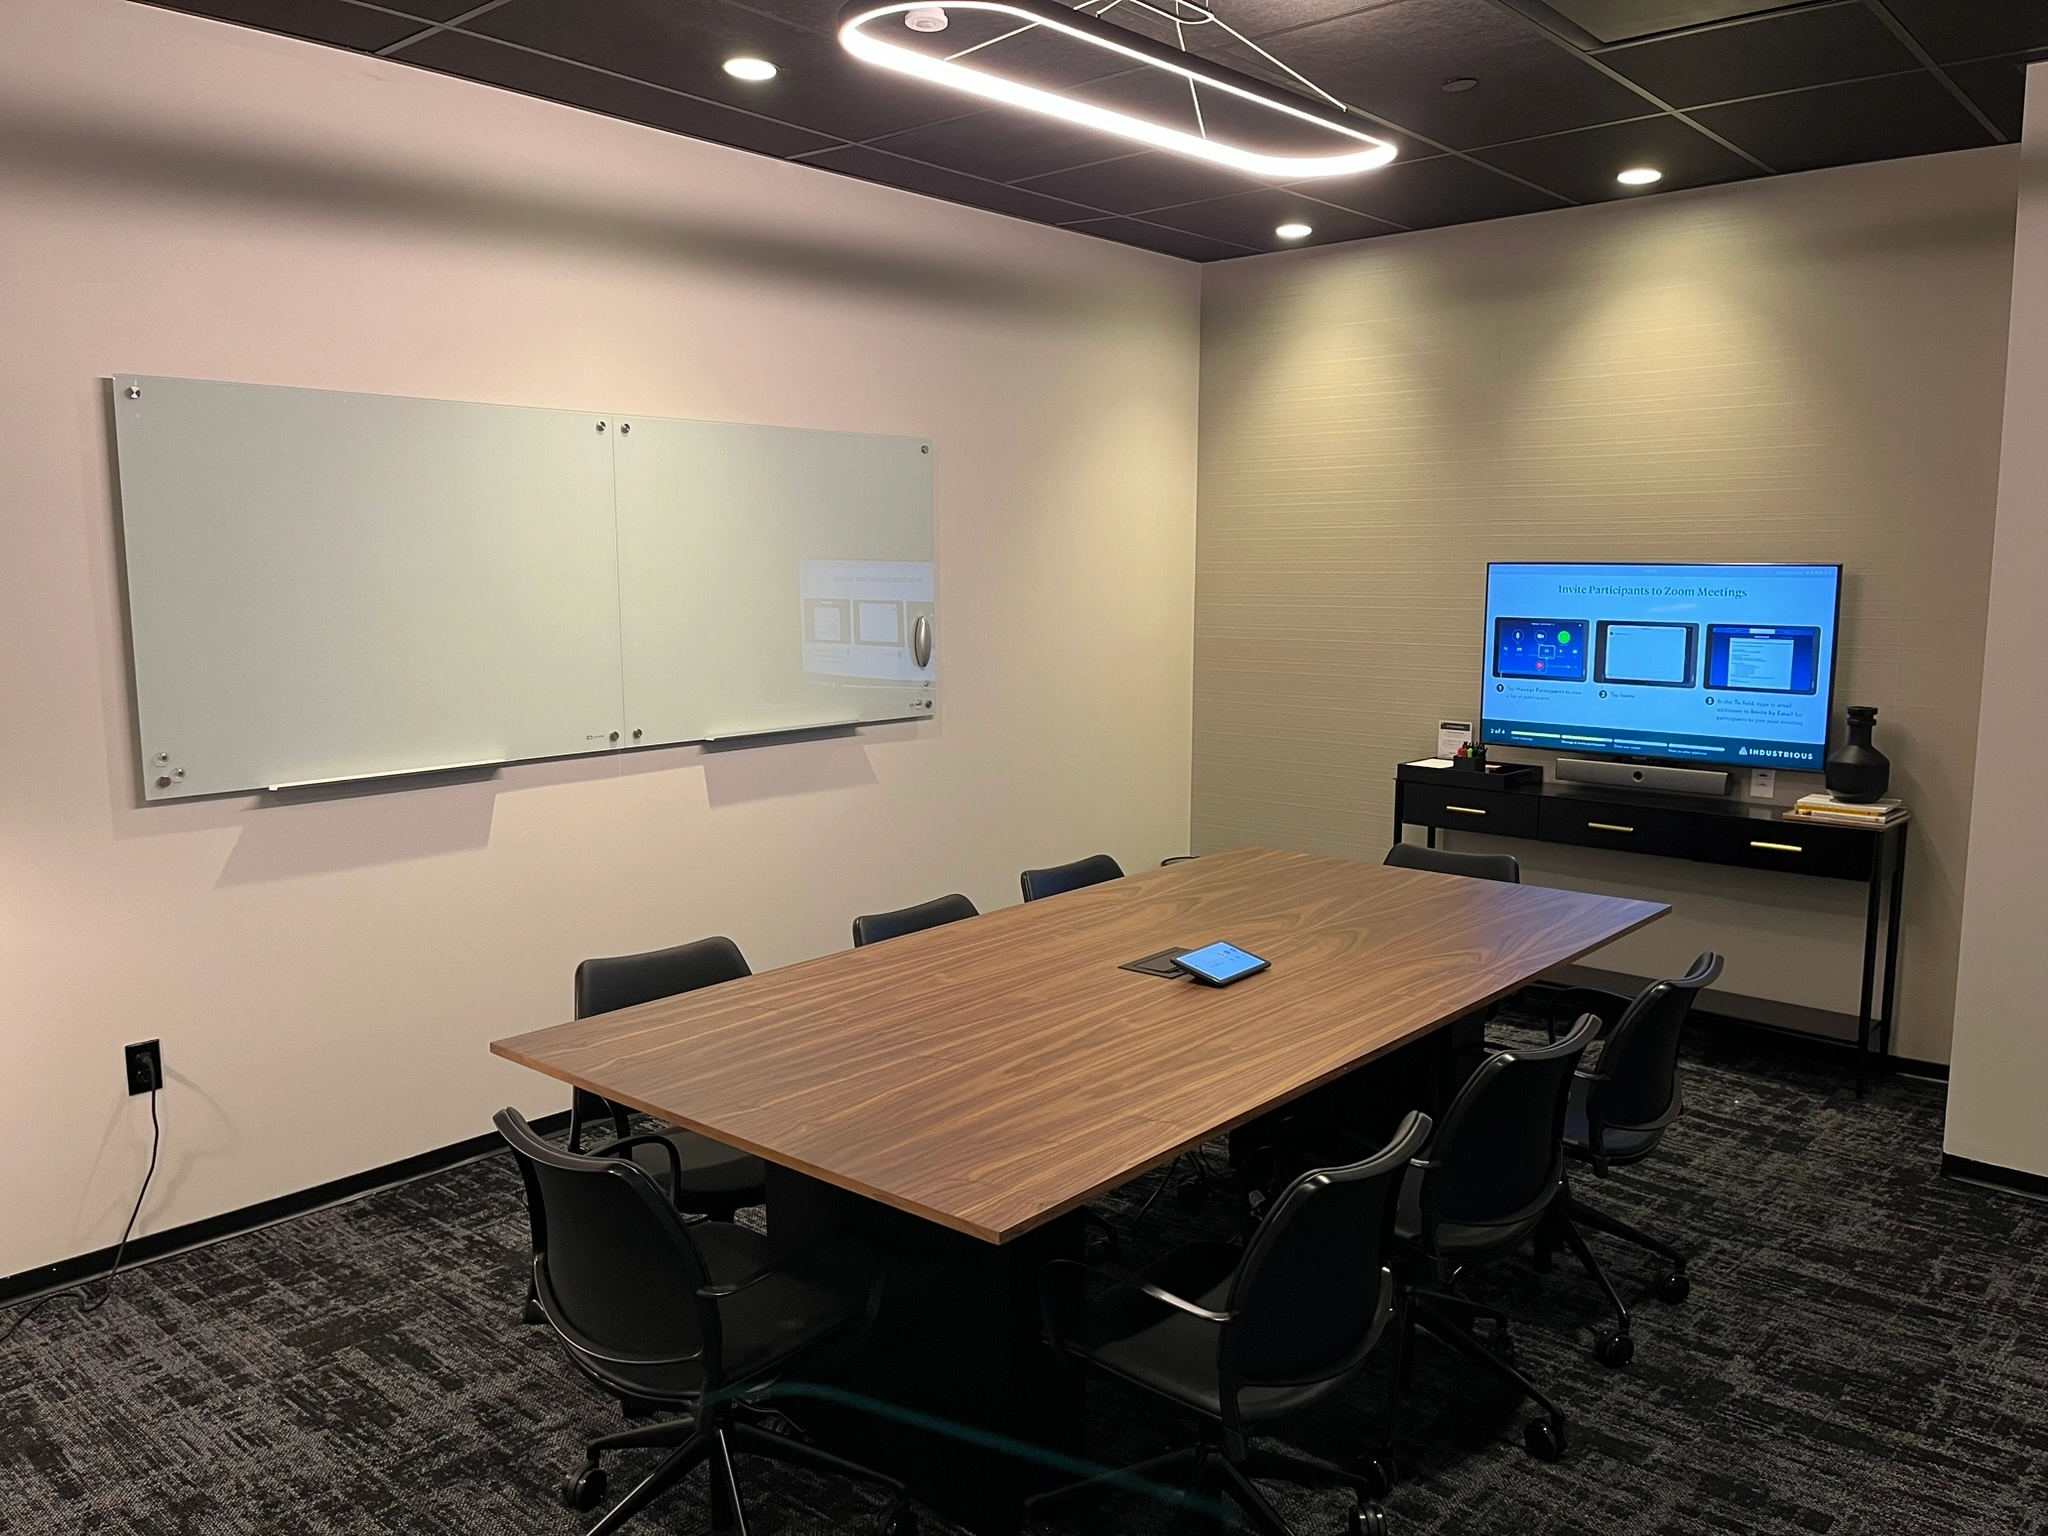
left=1034, top=1112, right=1432, bottom=1536
left=566, top=939, right=768, bottom=1218
left=1540, top=954, right=1723, bottom=1310
left=1384, top=1012, right=1603, bottom=1463
left=495, top=1110, right=916, bottom=1536
left=1383, top=842, right=1521, bottom=884
left=1019, top=853, right=1123, bottom=902
left=851, top=893, right=978, bottom=947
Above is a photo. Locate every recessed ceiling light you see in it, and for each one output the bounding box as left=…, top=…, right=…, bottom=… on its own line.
left=723, top=57, right=778, bottom=81
left=1275, top=222, right=1313, bottom=241
left=1441, top=77, right=1479, bottom=93
left=1616, top=166, right=1663, bottom=186
left=838, top=0, right=1397, bottom=181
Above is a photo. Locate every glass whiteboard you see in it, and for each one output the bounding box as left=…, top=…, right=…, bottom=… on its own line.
left=112, top=377, right=936, bottom=800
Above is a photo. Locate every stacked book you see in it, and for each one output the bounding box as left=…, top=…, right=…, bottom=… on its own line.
left=1785, top=793, right=1908, bottom=828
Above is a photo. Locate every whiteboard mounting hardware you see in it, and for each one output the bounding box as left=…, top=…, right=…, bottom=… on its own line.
left=837, top=0, right=1396, bottom=181
left=912, top=613, right=933, bottom=668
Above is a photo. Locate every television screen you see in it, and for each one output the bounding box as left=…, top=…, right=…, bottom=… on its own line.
left=1480, top=562, right=1842, bottom=771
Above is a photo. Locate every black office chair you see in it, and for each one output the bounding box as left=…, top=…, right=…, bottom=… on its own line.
left=1543, top=954, right=1723, bottom=1309
left=1384, top=841, right=1520, bottom=1094
left=1019, top=853, right=1123, bottom=902
left=1384, top=1013, right=1602, bottom=1463
left=495, top=1110, right=916, bottom=1536
left=566, top=938, right=769, bottom=1223
left=1035, top=1113, right=1432, bottom=1536
left=1383, top=842, right=1521, bottom=884
left=851, top=893, right=978, bottom=947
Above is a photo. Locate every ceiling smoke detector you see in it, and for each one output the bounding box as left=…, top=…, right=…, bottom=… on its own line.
left=904, top=7, right=949, bottom=29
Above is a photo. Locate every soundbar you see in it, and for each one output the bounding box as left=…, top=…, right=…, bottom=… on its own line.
left=1555, top=758, right=1732, bottom=798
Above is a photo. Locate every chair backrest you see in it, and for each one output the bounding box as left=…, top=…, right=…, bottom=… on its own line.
left=1384, top=842, right=1521, bottom=883
left=851, top=893, right=978, bottom=947
left=495, top=1108, right=719, bottom=1381
left=1019, top=854, right=1124, bottom=902
left=1221, top=1111, right=1431, bottom=1403
left=575, top=935, right=752, bottom=1018
left=1586, top=952, right=1722, bottom=1145
left=1415, top=1012, right=1599, bottom=1240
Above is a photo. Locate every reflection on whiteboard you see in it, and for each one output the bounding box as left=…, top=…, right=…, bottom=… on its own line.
left=802, top=560, right=934, bottom=682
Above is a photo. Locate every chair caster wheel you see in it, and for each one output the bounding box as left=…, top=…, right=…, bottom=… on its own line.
left=876, top=1503, right=920, bottom=1536
left=1357, top=1457, right=1392, bottom=1499
left=561, top=1463, right=607, bottom=1511
left=1486, top=1327, right=1517, bottom=1366
left=1524, top=1416, right=1568, bottom=1461
left=1655, top=1270, right=1691, bottom=1304
left=1595, top=1331, right=1634, bottom=1368
left=1347, top=1501, right=1389, bottom=1536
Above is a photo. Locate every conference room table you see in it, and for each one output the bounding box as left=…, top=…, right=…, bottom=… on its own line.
left=493, top=846, right=1665, bottom=1533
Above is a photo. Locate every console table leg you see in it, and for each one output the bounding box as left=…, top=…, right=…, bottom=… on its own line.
left=1855, top=857, right=1883, bottom=1099
left=1877, top=830, right=1908, bottom=1068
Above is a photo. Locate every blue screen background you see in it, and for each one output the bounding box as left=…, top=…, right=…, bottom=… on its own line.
left=1480, top=563, right=1840, bottom=770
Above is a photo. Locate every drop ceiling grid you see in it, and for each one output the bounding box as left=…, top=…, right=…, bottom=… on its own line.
left=139, top=0, right=2027, bottom=258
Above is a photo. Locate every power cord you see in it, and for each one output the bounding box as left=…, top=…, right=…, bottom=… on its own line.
left=0, top=1087, right=160, bottom=1345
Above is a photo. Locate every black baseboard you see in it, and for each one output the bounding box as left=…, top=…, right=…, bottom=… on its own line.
left=1942, top=1154, right=2048, bottom=1202
left=1689, top=1009, right=1949, bottom=1081
left=0, top=1110, right=567, bottom=1309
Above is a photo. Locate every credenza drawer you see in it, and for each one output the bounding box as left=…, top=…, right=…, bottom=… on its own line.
left=1539, top=798, right=1699, bottom=858
left=1401, top=783, right=1541, bottom=839
left=1705, top=819, right=1879, bottom=880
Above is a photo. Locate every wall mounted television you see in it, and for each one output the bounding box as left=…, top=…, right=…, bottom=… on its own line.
left=1480, top=562, right=1843, bottom=772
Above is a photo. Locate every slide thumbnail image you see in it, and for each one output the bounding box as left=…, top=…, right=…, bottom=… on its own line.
left=1595, top=621, right=1697, bottom=688
left=1704, top=625, right=1822, bottom=695
left=1493, top=618, right=1588, bottom=681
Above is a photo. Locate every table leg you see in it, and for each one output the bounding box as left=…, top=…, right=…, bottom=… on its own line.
left=1855, top=851, right=1883, bottom=1099
left=1878, top=828, right=1908, bottom=1065
left=765, top=1165, right=1084, bottom=1536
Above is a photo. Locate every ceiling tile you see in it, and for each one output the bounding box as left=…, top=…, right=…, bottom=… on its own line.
left=1058, top=216, right=1259, bottom=261
left=1299, top=152, right=1568, bottom=227
left=1266, top=0, right=1657, bottom=150
left=1875, top=0, right=2048, bottom=65
left=1147, top=0, right=1406, bottom=44
left=154, top=0, right=430, bottom=52
left=861, top=111, right=1134, bottom=185
left=1691, top=69, right=1996, bottom=171
left=451, top=0, right=967, bottom=140
left=395, top=28, right=841, bottom=158
left=1474, top=111, right=1760, bottom=201
left=1142, top=186, right=1403, bottom=248
left=1598, top=3, right=1921, bottom=108
left=796, top=144, right=1112, bottom=223
left=1942, top=52, right=2043, bottom=141
left=1532, top=0, right=1813, bottom=46
left=1016, top=149, right=1270, bottom=214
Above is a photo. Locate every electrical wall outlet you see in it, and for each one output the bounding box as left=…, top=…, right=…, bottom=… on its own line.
left=125, top=1039, right=163, bottom=1096
left=1749, top=768, right=1777, bottom=799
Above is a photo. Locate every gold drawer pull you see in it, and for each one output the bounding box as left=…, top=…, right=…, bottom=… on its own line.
left=1445, top=805, right=1487, bottom=816
left=1587, top=822, right=1634, bottom=833
left=1751, top=840, right=1804, bottom=853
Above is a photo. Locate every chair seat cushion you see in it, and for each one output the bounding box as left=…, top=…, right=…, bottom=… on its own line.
left=1393, top=1164, right=1546, bottom=1257
left=1052, top=1243, right=1341, bottom=1425
left=625, top=1129, right=768, bottom=1203
left=568, top=1223, right=866, bottom=1405
left=1562, top=1077, right=1662, bottom=1165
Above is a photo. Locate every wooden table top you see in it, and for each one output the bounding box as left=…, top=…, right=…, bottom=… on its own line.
left=492, top=847, right=1664, bottom=1244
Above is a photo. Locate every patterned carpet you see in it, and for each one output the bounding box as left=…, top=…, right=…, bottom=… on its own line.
left=3, top=1028, right=2044, bottom=1536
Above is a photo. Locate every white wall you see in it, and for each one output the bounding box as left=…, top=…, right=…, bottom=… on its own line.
left=1195, top=149, right=2017, bottom=1064
left=1948, top=62, right=2048, bottom=1180
left=0, top=0, right=1199, bottom=1278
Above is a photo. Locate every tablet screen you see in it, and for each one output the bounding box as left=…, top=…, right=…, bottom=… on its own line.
left=1174, top=942, right=1268, bottom=985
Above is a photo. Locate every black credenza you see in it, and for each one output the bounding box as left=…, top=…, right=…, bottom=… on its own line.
left=1393, top=764, right=1908, bottom=1094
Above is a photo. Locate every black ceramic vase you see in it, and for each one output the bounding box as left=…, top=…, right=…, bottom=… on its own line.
left=1825, top=705, right=1890, bottom=802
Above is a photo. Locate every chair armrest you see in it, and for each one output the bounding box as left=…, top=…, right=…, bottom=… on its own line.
left=1041, top=1257, right=1234, bottom=1324
left=695, top=1231, right=876, bottom=1300
left=599, top=1133, right=687, bottom=1208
